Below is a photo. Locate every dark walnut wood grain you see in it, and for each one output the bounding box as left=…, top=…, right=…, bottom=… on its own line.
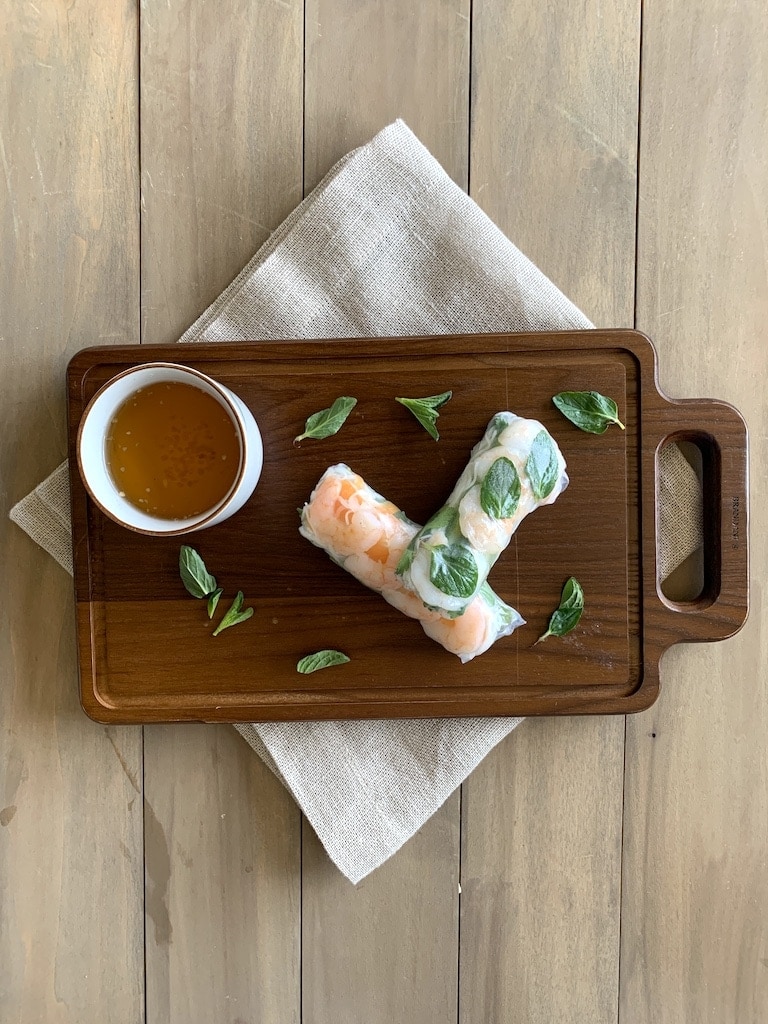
left=66, top=330, right=748, bottom=722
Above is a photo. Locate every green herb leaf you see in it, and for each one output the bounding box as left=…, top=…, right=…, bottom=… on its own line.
left=179, top=545, right=218, bottom=600
left=526, top=430, right=559, bottom=500
left=535, top=577, right=584, bottom=644
left=212, top=591, right=254, bottom=636
left=552, top=391, right=625, bottom=433
left=487, top=413, right=512, bottom=444
left=537, top=605, right=583, bottom=642
left=297, top=649, right=351, bottom=674
left=395, top=544, right=416, bottom=576
left=429, top=543, right=479, bottom=599
left=423, top=504, right=459, bottom=535
left=480, top=457, right=521, bottom=519
left=395, top=391, right=453, bottom=441
left=294, top=396, right=357, bottom=443
left=559, top=576, right=583, bottom=610
left=207, top=587, right=224, bottom=619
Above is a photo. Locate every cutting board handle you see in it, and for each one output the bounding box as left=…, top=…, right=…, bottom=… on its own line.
left=651, top=396, right=749, bottom=644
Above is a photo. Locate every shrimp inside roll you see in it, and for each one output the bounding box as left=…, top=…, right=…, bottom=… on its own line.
left=299, top=464, right=523, bottom=663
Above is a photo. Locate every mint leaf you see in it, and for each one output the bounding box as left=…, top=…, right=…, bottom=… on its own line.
left=395, top=391, right=452, bottom=441
left=297, top=650, right=351, bottom=674
left=480, top=456, right=521, bottom=519
left=179, top=545, right=218, bottom=600
left=212, top=591, right=254, bottom=636
left=552, top=391, right=625, bottom=433
left=206, top=587, right=224, bottom=619
left=423, top=504, right=459, bottom=535
left=535, top=577, right=584, bottom=644
left=559, top=576, right=583, bottom=610
left=294, top=396, right=357, bottom=443
left=395, top=544, right=416, bottom=576
left=429, top=543, right=478, bottom=599
left=526, top=430, right=559, bottom=500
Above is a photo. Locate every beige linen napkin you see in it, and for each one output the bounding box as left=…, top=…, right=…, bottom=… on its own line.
left=10, top=120, right=701, bottom=883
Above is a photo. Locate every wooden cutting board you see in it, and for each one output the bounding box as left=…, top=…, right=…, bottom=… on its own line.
left=66, top=330, right=748, bottom=723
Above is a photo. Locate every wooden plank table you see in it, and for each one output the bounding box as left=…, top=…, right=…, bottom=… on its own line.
left=1, top=2, right=765, bottom=1021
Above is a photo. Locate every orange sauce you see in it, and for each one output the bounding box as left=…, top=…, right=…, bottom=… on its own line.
left=105, top=381, right=240, bottom=519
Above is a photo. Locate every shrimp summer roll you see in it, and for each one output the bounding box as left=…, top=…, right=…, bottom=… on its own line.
left=299, top=464, right=524, bottom=663
left=397, top=413, right=568, bottom=616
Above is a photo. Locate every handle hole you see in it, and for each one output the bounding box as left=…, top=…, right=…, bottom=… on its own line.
left=658, top=439, right=712, bottom=604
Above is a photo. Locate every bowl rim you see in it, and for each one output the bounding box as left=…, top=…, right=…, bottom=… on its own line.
left=75, top=361, right=249, bottom=536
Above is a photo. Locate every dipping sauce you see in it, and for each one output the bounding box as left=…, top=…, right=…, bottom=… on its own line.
left=105, top=381, right=240, bottom=519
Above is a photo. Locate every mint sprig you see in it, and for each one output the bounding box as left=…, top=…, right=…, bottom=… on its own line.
left=206, top=588, right=224, bottom=619
left=552, top=391, right=625, bottom=433
left=535, top=577, right=584, bottom=644
left=297, top=650, right=350, bottom=674
left=395, top=391, right=452, bottom=441
left=179, top=546, right=252, bottom=633
left=179, top=545, right=218, bottom=602
left=212, top=591, right=254, bottom=636
left=294, top=396, right=357, bottom=443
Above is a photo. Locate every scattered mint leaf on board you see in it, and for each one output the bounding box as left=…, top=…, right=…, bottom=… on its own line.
left=212, top=591, right=254, bottom=636
left=552, top=391, right=625, bottom=433
left=525, top=430, right=559, bottom=500
left=480, top=456, right=521, bottom=519
left=429, top=543, right=479, bottom=599
left=297, top=650, right=351, bottom=674
left=179, top=546, right=252, bottom=635
left=294, top=396, right=357, bottom=443
left=535, top=577, right=584, bottom=645
left=395, top=391, right=453, bottom=441
left=206, top=587, right=224, bottom=619
left=179, top=545, right=218, bottom=600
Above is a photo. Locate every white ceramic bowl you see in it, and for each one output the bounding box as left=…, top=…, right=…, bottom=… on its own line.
left=77, top=362, right=263, bottom=535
